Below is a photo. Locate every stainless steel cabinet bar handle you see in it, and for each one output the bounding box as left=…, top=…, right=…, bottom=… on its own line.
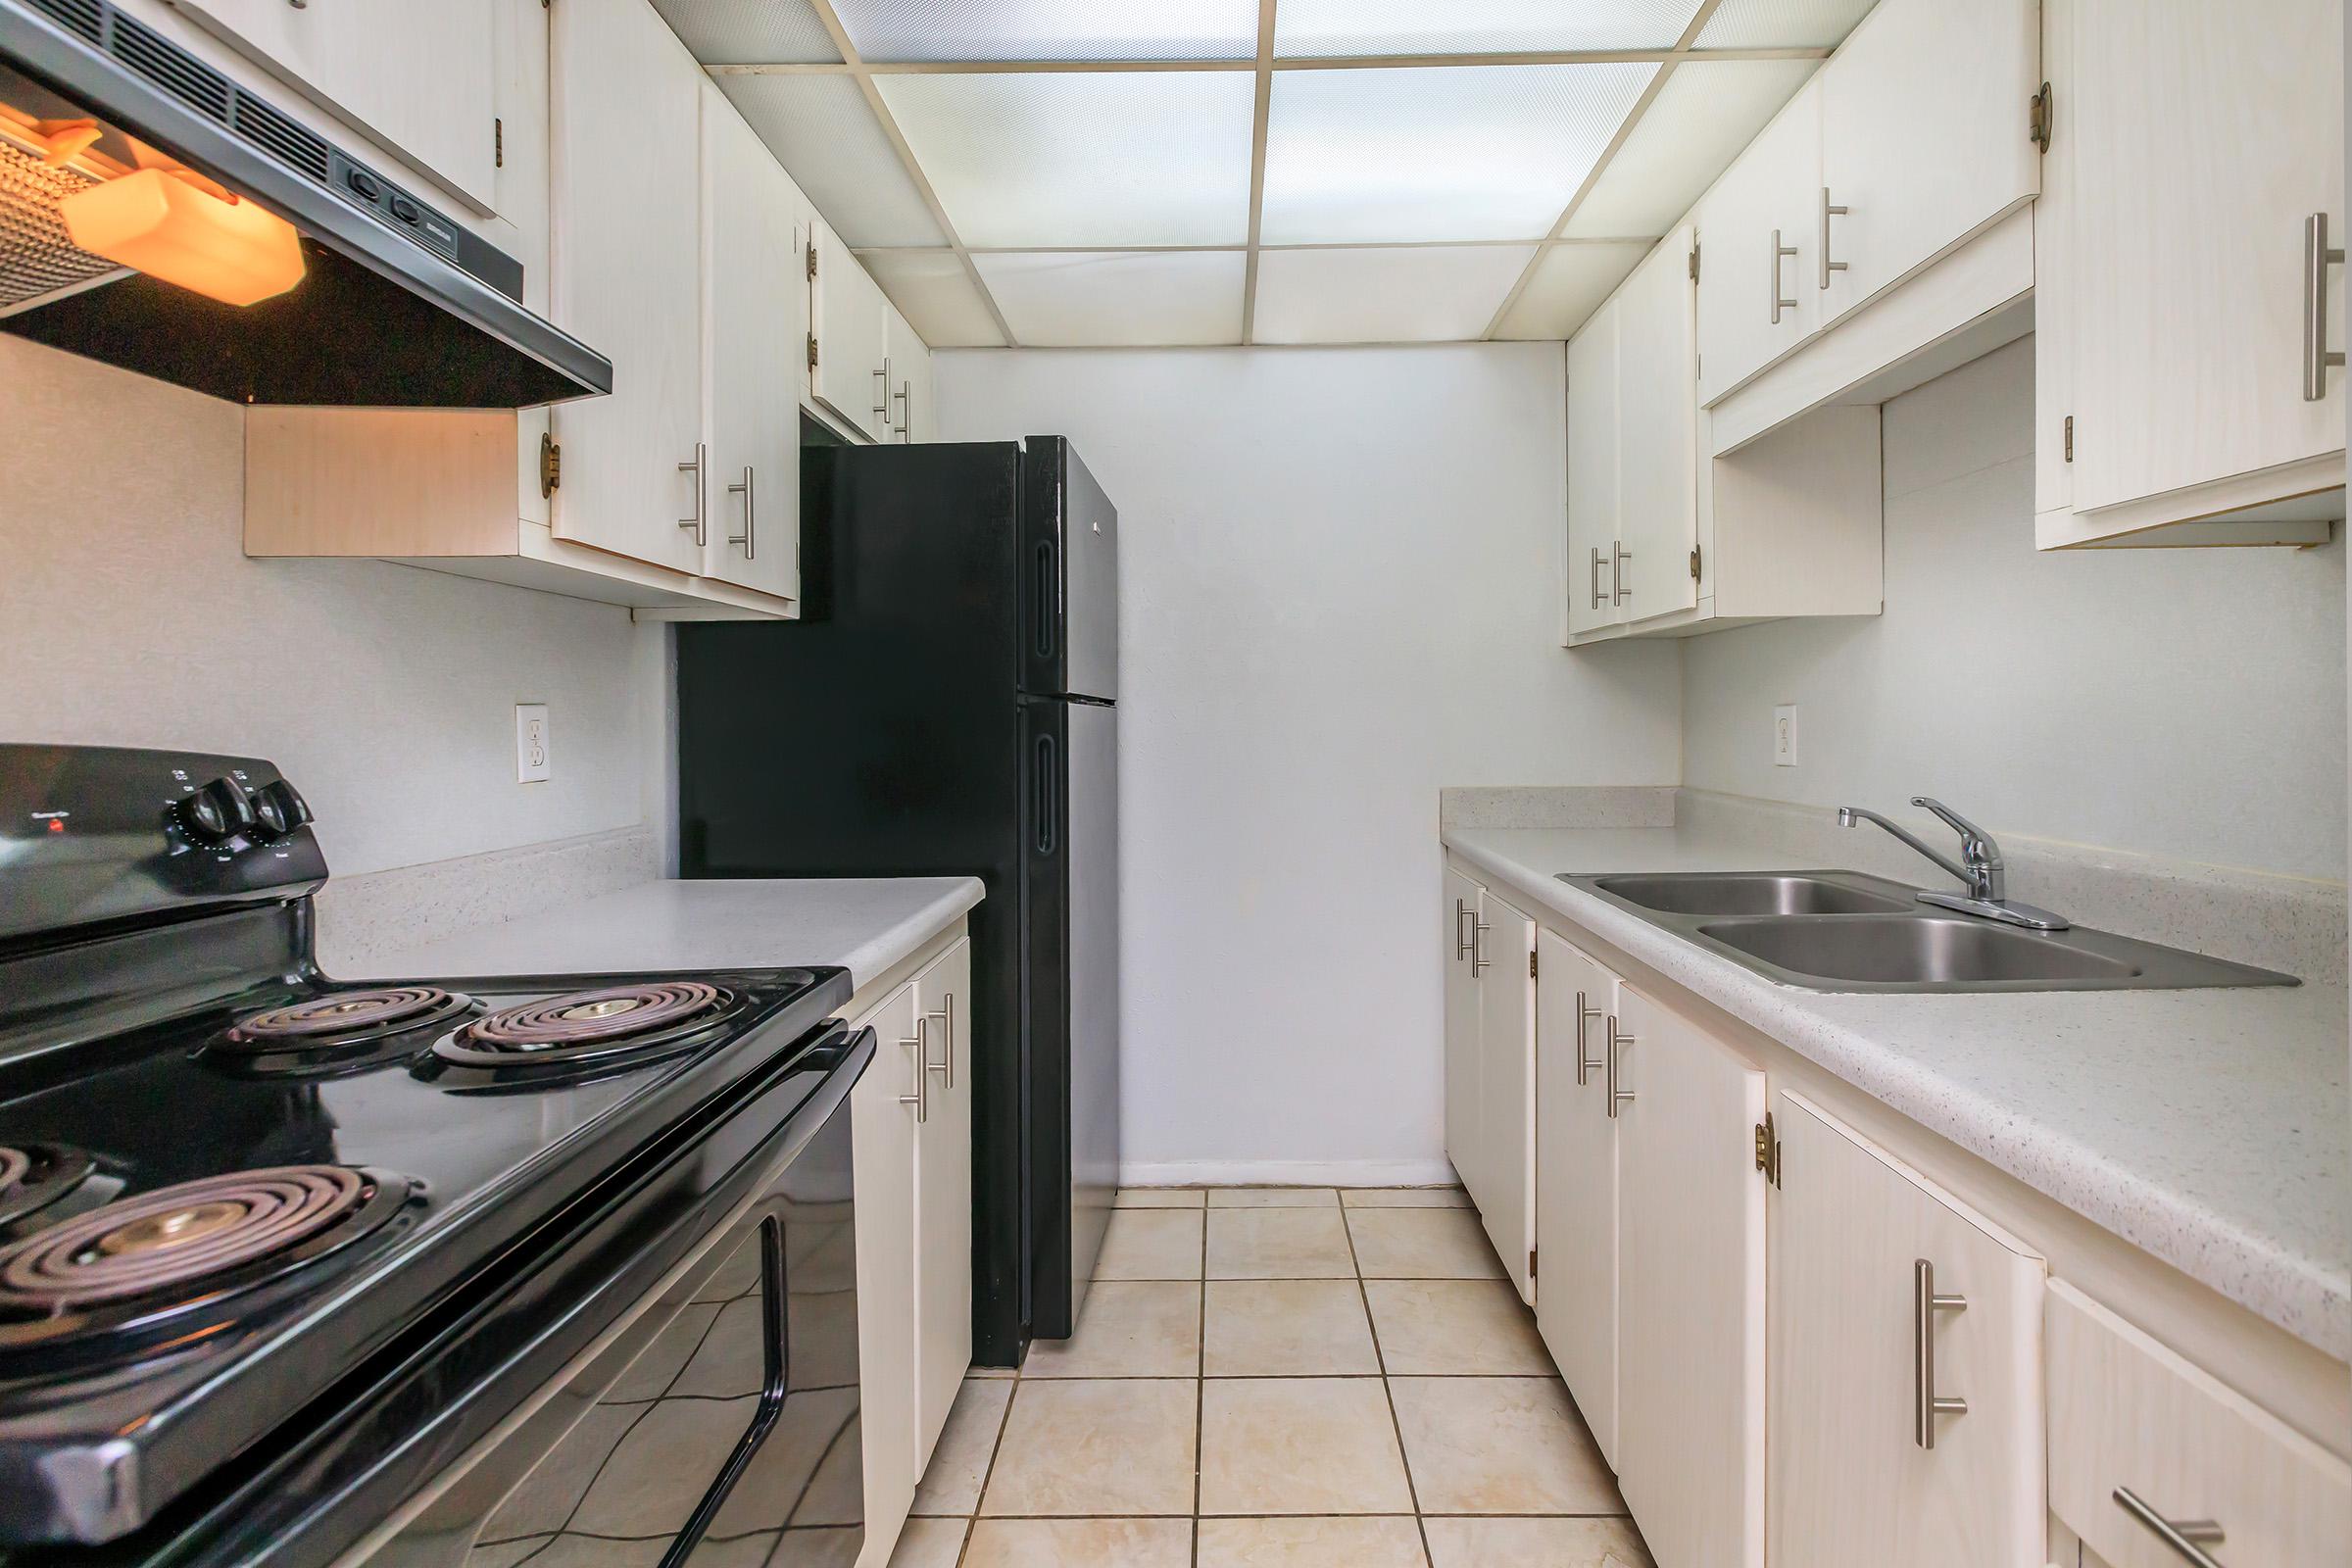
left=677, top=441, right=707, bottom=545
left=1574, top=991, right=1605, bottom=1086
left=1770, top=228, right=1797, bottom=322
left=1612, top=542, right=1632, bottom=605
left=1589, top=547, right=1609, bottom=610
left=2113, top=1488, right=2226, bottom=1567
left=1471, top=920, right=1492, bottom=976
left=1454, top=899, right=1475, bottom=959
left=2304, top=213, right=2344, bottom=401
left=1605, top=1017, right=1634, bottom=1117
left=924, top=995, right=955, bottom=1087
left=899, top=1029, right=927, bottom=1122
left=872, top=359, right=892, bottom=422
left=726, top=466, right=755, bottom=558
left=895, top=379, right=911, bottom=441
left=1819, top=188, right=1848, bottom=290
left=1912, top=1258, right=1968, bottom=1448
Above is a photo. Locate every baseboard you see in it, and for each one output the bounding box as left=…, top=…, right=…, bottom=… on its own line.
left=1118, top=1157, right=1459, bottom=1189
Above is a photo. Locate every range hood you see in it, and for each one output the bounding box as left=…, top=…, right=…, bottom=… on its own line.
left=0, top=0, right=610, bottom=407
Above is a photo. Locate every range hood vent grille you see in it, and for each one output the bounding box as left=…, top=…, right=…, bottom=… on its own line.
left=229, top=90, right=325, bottom=181
left=29, top=0, right=95, bottom=45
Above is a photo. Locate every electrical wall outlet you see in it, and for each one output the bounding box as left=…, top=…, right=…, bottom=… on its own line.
left=515, top=704, right=551, bottom=783
left=1772, top=704, right=1797, bottom=767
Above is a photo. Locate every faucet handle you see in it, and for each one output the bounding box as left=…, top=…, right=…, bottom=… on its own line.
left=1912, top=797, right=1993, bottom=853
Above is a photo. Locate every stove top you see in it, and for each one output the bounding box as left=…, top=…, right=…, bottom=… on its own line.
left=0, top=744, right=857, bottom=1551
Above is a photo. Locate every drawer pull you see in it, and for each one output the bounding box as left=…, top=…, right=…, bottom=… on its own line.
left=1912, top=1258, right=1968, bottom=1448
left=2113, top=1487, right=2227, bottom=1567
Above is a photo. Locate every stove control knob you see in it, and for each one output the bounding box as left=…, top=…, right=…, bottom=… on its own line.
left=248, top=779, right=313, bottom=842
left=177, top=776, right=257, bottom=847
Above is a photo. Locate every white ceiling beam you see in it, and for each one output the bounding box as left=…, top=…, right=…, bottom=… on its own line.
left=1240, top=0, right=1277, bottom=344
left=707, top=45, right=1829, bottom=76
left=854, top=237, right=1668, bottom=257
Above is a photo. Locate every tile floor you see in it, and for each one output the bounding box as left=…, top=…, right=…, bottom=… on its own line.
left=889, top=1187, right=1652, bottom=1568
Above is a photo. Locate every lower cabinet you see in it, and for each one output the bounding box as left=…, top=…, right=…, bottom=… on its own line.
left=1767, top=1091, right=2047, bottom=1568
left=848, top=933, right=973, bottom=1564
left=1532, top=930, right=1619, bottom=1466
left=1475, top=892, right=1537, bottom=1303
left=1441, top=866, right=1484, bottom=1197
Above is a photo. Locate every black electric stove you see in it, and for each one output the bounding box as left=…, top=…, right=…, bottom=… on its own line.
left=0, top=745, right=864, bottom=1565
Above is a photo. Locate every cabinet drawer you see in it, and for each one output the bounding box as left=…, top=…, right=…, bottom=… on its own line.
left=2046, top=1279, right=2349, bottom=1568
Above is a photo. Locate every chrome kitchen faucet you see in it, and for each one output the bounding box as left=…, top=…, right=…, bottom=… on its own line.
left=1838, top=798, right=2071, bottom=930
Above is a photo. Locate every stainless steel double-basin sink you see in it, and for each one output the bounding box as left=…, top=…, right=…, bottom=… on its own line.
left=1556, top=870, right=2297, bottom=993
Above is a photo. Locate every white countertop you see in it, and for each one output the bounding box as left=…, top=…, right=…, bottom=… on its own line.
left=1445, top=825, right=2350, bottom=1359
left=346, top=877, right=984, bottom=993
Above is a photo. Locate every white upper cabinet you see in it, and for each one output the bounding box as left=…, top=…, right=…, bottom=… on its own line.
left=886, top=302, right=935, bottom=444
left=810, top=220, right=893, bottom=444
left=548, top=0, right=706, bottom=575
left=701, top=83, right=805, bottom=601
left=1695, top=76, right=1822, bottom=407
left=1815, top=0, right=2039, bottom=326
left=170, top=0, right=499, bottom=213
left=1565, top=302, right=1622, bottom=638
left=2036, top=0, right=2344, bottom=547
left=1613, top=226, right=1700, bottom=625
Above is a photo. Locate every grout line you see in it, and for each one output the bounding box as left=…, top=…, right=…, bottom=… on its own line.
left=703, top=46, right=1833, bottom=76
left=1480, top=0, right=1737, bottom=341
left=1239, top=0, right=1277, bottom=346
left=799, top=0, right=1021, bottom=347
left=1344, top=1204, right=1440, bottom=1567
left=1192, top=1193, right=1210, bottom=1565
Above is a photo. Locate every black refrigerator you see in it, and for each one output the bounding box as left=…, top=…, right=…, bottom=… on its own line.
left=675, top=435, right=1118, bottom=1366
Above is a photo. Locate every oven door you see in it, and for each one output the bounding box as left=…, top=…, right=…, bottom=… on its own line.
left=364, top=1061, right=865, bottom=1568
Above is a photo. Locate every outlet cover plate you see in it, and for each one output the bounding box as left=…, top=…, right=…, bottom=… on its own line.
left=515, top=704, right=551, bottom=783
left=1772, top=704, right=1797, bottom=767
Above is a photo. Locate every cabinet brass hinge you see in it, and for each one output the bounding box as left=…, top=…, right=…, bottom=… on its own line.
left=2029, top=80, right=2054, bottom=154
left=537, top=433, right=561, bottom=499
left=1689, top=546, right=1701, bottom=583
left=2063, top=415, right=2074, bottom=463
left=494, top=117, right=503, bottom=169
left=806, top=243, right=818, bottom=281
left=1529, top=950, right=1538, bottom=980
left=1688, top=240, right=1700, bottom=282
left=807, top=333, right=819, bottom=370
left=1754, top=1113, right=1782, bottom=1187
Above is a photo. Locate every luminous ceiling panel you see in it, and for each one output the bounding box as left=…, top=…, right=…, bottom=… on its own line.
left=973, top=251, right=1246, bottom=346
left=1274, top=0, right=1704, bottom=58
left=1253, top=245, right=1539, bottom=344
left=860, top=250, right=1006, bottom=345
left=1260, top=63, right=1656, bottom=244
left=1565, top=58, right=1818, bottom=236
left=833, top=0, right=1258, bottom=61
left=1493, top=242, right=1649, bottom=339
left=721, top=74, right=946, bottom=247
left=881, top=73, right=1257, bottom=247
left=648, top=0, right=841, bottom=63
left=1696, top=0, right=1879, bottom=50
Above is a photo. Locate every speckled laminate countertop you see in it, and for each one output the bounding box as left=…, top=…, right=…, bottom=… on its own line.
left=1445, top=825, right=2349, bottom=1359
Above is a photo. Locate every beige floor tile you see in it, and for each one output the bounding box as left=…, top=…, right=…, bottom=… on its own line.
left=962, top=1518, right=1194, bottom=1568
left=1095, top=1208, right=1205, bottom=1280
left=1342, top=1188, right=1470, bottom=1209
left=1023, top=1281, right=1201, bottom=1377
left=968, top=1363, right=1016, bottom=1377
left=1198, top=1378, right=1415, bottom=1515
left=980, top=1380, right=1199, bottom=1516
left=1389, top=1378, right=1624, bottom=1515
left=1196, top=1515, right=1430, bottom=1567
left=1205, top=1207, right=1356, bottom=1280
left=910, top=1375, right=1014, bottom=1515
left=1345, top=1209, right=1504, bottom=1280
left=1202, top=1279, right=1379, bottom=1376
left=1208, top=1187, right=1340, bottom=1207
left=1364, top=1280, right=1553, bottom=1375
left=1421, top=1517, right=1653, bottom=1567
left=1117, top=1188, right=1206, bottom=1207
left=888, top=1516, right=971, bottom=1568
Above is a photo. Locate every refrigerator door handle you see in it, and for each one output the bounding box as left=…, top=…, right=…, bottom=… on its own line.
left=1034, top=733, right=1057, bottom=854
left=1033, top=541, right=1058, bottom=661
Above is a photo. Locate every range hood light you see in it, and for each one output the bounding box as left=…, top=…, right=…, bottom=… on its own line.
left=59, top=165, right=303, bottom=307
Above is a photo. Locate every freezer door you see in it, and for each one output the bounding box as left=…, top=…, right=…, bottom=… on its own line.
left=1021, top=438, right=1119, bottom=703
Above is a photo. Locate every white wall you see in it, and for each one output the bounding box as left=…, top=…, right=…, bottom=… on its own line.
left=0, top=335, right=669, bottom=878
left=1684, top=337, right=2347, bottom=882
left=938, top=343, right=1683, bottom=1182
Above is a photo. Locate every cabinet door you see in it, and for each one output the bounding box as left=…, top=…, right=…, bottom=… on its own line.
left=885, top=303, right=933, bottom=443
left=810, top=220, right=890, bottom=442
left=1695, top=77, right=1822, bottom=407
left=1565, top=308, right=1622, bottom=636
left=1442, top=866, right=1485, bottom=1193
left=700, top=84, right=803, bottom=600
left=911, top=937, right=973, bottom=1470
left=1475, top=892, right=1537, bottom=1303
left=850, top=981, right=922, bottom=1551
left=549, top=0, right=704, bottom=573
left=1817, top=0, right=2038, bottom=325
left=2066, top=0, right=2344, bottom=513
left=1768, top=1093, right=2046, bottom=1568
left=1532, top=931, right=1619, bottom=1467
left=1615, top=227, right=1699, bottom=624
left=1614, top=984, right=1765, bottom=1568
left=171, top=0, right=498, bottom=212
